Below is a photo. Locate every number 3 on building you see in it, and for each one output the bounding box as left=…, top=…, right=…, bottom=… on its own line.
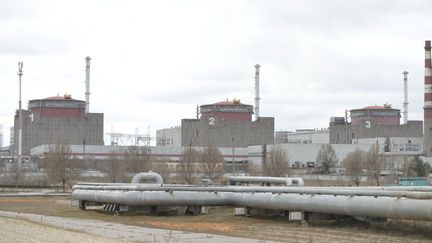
left=365, top=120, right=371, bottom=128
left=209, top=117, right=215, bottom=125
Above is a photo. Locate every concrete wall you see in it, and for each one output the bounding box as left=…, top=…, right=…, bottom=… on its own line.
left=13, top=110, right=104, bottom=156
left=181, top=116, right=274, bottom=147
left=329, top=120, right=423, bottom=144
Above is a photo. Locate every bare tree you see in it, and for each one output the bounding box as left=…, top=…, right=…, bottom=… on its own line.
left=124, top=146, right=152, bottom=178
left=263, top=146, right=290, bottom=177
left=411, top=156, right=431, bottom=177
left=316, top=144, right=338, bottom=174
left=178, top=147, right=200, bottom=184
left=12, top=157, right=21, bottom=187
left=103, top=150, right=127, bottom=183
left=199, top=147, right=224, bottom=181
left=151, top=157, right=170, bottom=183
left=366, top=144, right=385, bottom=186
left=44, top=143, right=77, bottom=192
left=343, top=149, right=366, bottom=186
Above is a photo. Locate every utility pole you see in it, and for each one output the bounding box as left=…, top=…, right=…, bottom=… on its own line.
left=17, top=61, right=23, bottom=183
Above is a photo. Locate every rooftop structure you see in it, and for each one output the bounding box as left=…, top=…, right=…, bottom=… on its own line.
left=350, top=104, right=401, bottom=126
left=199, top=99, right=254, bottom=121
left=28, top=95, right=86, bottom=118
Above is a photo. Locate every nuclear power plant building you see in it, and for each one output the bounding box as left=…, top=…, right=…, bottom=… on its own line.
left=181, top=99, right=274, bottom=147
left=12, top=94, right=104, bottom=156
left=329, top=105, right=422, bottom=151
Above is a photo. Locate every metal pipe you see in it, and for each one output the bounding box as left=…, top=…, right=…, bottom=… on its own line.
left=75, top=182, right=432, bottom=192
left=72, top=173, right=432, bottom=221
left=71, top=189, right=432, bottom=221
left=72, top=184, right=432, bottom=199
left=228, top=176, right=304, bottom=187
left=131, top=172, right=164, bottom=184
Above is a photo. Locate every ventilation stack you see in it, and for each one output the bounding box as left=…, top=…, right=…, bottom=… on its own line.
left=424, top=41, right=432, bottom=156
left=402, top=71, right=409, bottom=124
left=254, top=64, right=261, bottom=121
left=85, top=56, right=91, bottom=113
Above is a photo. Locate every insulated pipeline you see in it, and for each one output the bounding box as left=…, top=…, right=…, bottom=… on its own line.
left=71, top=189, right=432, bottom=221
left=72, top=184, right=432, bottom=199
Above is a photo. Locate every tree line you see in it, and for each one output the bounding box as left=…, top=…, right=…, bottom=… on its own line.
left=43, top=144, right=226, bottom=191
left=40, top=143, right=431, bottom=192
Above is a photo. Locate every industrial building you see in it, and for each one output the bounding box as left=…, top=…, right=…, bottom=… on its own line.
left=329, top=105, right=423, bottom=152
left=12, top=94, right=104, bottom=157
left=275, top=129, right=329, bottom=144
left=156, top=126, right=181, bottom=147
left=30, top=144, right=250, bottom=176
left=181, top=99, right=274, bottom=147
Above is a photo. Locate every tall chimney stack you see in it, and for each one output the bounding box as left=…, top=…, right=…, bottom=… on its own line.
left=402, top=71, right=409, bottom=124
left=254, top=64, right=261, bottom=121
left=424, top=40, right=432, bottom=156
left=85, top=56, right=91, bottom=113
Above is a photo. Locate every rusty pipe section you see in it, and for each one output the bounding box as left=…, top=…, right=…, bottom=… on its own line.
left=228, top=176, right=304, bottom=186
left=71, top=188, right=432, bottom=221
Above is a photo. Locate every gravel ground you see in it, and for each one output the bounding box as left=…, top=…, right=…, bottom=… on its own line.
left=0, top=210, right=265, bottom=243
left=0, top=216, right=118, bottom=243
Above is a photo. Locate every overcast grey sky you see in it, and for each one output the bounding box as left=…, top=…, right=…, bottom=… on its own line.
left=1, top=0, right=432, bottom=146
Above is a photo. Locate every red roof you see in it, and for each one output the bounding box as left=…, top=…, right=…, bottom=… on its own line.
left=363, top=106, right=386, bottom=109
left=214, top=99, right=243, bottom=106
left=44, top=95, right=77, bottom=101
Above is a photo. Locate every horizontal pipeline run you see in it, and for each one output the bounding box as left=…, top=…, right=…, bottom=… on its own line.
left=72, top=184, right=432, bottom=200
left=71, top=189, right=432, bottom=221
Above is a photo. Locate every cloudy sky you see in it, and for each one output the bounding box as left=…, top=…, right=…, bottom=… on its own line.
left=1, top=0, right=432, bottom=146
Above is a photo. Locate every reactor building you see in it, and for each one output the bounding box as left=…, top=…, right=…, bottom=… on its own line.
left=181, top=99, right=274, bottom=147
left=329, top=104, right=422, bottom=150
left=12, top=94, right=104, bottom=156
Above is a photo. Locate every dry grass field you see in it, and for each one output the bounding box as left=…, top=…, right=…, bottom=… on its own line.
left=0, top=196, right=431, bottom=242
